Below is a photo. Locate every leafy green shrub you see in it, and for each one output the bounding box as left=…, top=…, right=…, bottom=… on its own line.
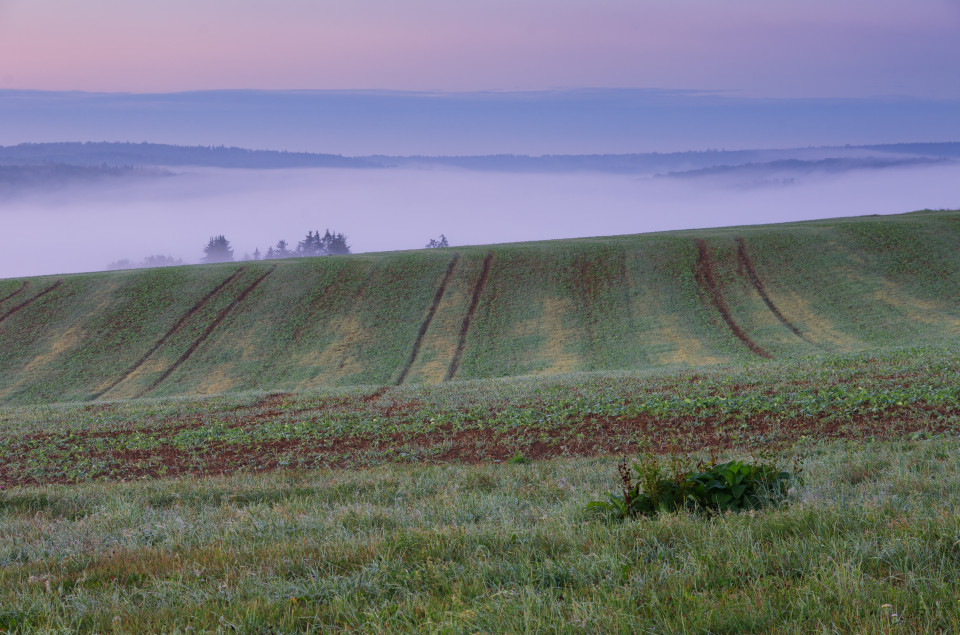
left=588, top=454, right=799, bottom=519
left=507, top=451, right=530, bottom=465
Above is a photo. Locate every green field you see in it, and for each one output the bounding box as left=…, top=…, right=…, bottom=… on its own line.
left=2, top=209, right=960, bottom=631
left=1, top=209, right=958, bottom=405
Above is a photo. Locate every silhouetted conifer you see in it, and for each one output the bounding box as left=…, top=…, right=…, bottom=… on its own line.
left=202, top=235, right=234, bottom=263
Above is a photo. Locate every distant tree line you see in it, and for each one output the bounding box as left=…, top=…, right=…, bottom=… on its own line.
left=108, top=229, right=449, bottom=270
left=108, top=255, right=184, bottom=270
left=202, top=229, right=351, bottom=264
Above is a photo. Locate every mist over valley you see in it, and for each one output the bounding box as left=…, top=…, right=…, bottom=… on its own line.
left=1, top=141, right=959, bottom=279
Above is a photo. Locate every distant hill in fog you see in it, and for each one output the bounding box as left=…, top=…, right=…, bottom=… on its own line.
left=0, top=142, right=379, bottom=169
left=864, top=142, right=960, bottom=158
left=658, top=156, right=949, bottom=181
left=0, top=163, right=172, bottom=195
left=1, top=141, right=959, bottom=177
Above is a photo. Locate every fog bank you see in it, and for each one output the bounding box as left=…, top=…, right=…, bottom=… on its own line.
left=1, top=162, right=959, bottom=279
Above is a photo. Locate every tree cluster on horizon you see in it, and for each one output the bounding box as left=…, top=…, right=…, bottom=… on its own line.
left=425, top=234, right=450, bottom=249
left=202, top=229, right=351, bottom=264
left=108, top=229, right=451, bottom=271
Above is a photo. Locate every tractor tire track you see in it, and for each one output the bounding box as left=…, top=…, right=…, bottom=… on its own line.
left=396, top=255, right=459, bottom=385
left=694, top=239, right=772, bottom=359
left=446, top=252, right=493, bottom=381
left=89, top=268, right=247, bottom=400
left=0, top=281, right=30, bottom=307
left=736, top=237, right=814, bottom=345
left=138, top=267, right=275, bottom=397
left=0, top=281, right=63, bottom=326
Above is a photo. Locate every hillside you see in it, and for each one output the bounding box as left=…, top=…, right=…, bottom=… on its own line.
left=0, top=142, right=376, bottom=169
left=0, top=209, right=958, bottom=405
left=3, top=140, right=958, bottom=174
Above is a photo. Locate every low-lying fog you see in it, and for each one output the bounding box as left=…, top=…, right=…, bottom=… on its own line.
left=2, top=162, right=960, bottom=279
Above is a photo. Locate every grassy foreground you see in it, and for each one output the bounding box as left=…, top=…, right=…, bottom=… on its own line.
left=1, top=439, right=959, bottom=632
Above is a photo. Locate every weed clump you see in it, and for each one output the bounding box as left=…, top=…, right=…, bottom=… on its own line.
left=588, top=453, right=801, bottom=519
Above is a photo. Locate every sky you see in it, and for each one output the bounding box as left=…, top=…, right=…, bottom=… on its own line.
left=1, top=0, right=959, bottom=98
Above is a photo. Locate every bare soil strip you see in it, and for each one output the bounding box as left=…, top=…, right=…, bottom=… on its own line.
left=0, top=281, right=29, bottom=307
left=89, top=268, right=247, bottom=400
left=0, top=280, right=63, bottom=326
left=694, top=239, right=772, bottom=358
left=4, top=408, right=953, bottom=487
left=736, top=237, right=813, bottom=344
left=396, top=255, right=460, bottom=385
left=363, top=386, right=391, bottom=403
left=446, top=253, right=493, bottom=381
left=138, top=268, right=275, bottom=397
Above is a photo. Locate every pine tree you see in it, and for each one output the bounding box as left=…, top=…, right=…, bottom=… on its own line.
left=297, top=230, right=324, bottom=257
left=202, top=235, right=234, bottom=263
left=321, top=229, right=350, bottom=255
left=274, top=239, right=293, bottom=258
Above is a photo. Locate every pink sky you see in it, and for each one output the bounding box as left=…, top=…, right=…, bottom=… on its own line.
left=1, top=0, right=959, bottom=97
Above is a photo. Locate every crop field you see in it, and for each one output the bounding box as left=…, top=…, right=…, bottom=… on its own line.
left=2, top=209, right=960, bottom=631
left=0, top=209, right=958, bottom=405
left=0, top=345, right=957, bottom=487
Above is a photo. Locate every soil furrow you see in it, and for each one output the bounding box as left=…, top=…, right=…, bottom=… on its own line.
left=5, top=410, right=952, bottom=487
left=89, top=268, right=247, bottom=400
left=736, top=237, right=813, bottom=344
left=138, top=267, right=275, bottom=397
left=446, top=252, right=493, bottom=381
left=0, top=281, right=30, bottom=307
left=0, top=280, right=63, bottom=326
left=363, top=386, right=390, bottom=403
left=694, top=239, right=772, bottom=359
left=396, top=255, right=460, bottom=385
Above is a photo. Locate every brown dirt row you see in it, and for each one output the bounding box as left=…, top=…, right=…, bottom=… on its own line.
left=446, top=252, right=493, bottom=381
left=363, top=386, right=391, bottom=403
left=735, top=237, right=814, bottom=345
left=12, top=361, right=935, bottom=448
left=138, top=267, right=276, bottom=397
left=395, top=254, right=460, bottom=385
left=3, top=413, right=955, bottom=488
left=694, top=239, right=772, bottom=359
left=89, top=268, right=247, bottom=401
left=0, top=280, right=29, bottom=307
left=0, top=280, right=62, bottom=326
